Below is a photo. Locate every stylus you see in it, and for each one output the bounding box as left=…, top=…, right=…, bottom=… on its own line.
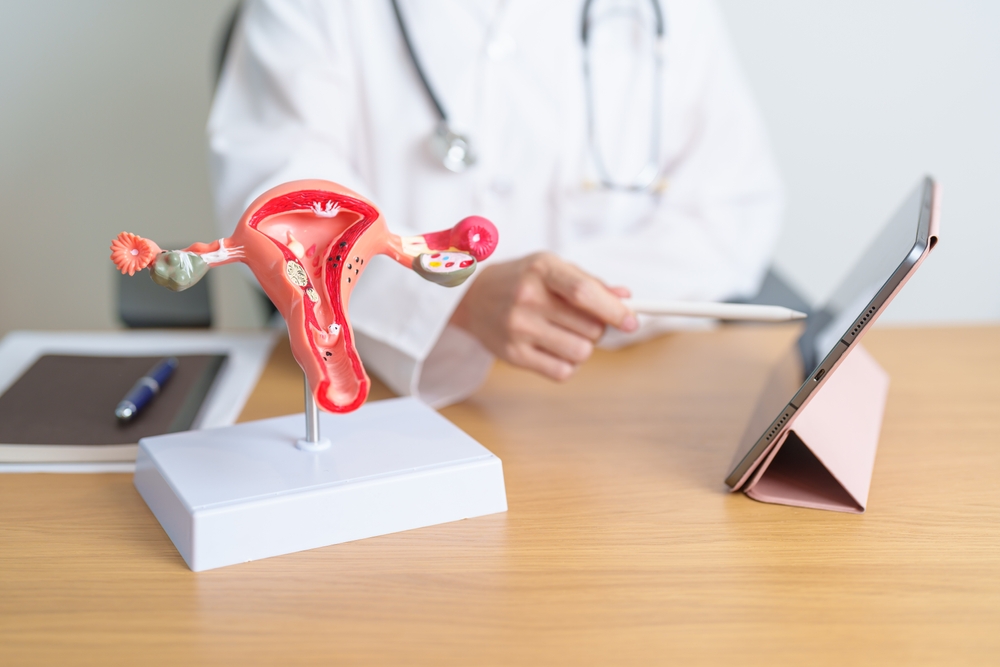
left=622, top=300, right=807, bottom=322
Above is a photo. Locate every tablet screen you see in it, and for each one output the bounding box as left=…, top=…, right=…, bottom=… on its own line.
left=797, top=179, right=932, bottom=377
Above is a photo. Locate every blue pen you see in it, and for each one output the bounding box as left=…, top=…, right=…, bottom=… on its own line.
left=115, top=357, right=179, bottom=422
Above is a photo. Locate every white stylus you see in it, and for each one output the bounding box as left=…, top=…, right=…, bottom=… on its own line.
left=622, top=299, right=807, bottom=322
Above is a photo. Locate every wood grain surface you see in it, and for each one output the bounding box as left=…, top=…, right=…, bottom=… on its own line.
left=1, top=325, right=998, bottom=666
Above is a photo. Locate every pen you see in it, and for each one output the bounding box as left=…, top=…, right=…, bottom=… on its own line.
left=115, top=357, right=179, bottom=422
left=622, top=299, right=807, bottom=322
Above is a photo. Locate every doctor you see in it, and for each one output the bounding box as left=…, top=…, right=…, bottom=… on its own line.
left=208, top=0, right=783, bottom=407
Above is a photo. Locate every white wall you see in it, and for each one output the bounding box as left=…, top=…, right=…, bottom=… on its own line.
left=0, top=0, right=262, bottom=337
left=718, top=0, right=1000, bottom=323
left=1, top=1, right=996, bottom=338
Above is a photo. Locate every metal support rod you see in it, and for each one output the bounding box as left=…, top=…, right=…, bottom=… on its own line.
left=304, top=376, right=320, bottom=443
left=296, top=375, right=331, bottom=452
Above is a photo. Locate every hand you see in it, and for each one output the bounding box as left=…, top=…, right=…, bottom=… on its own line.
left=450, top=252, right=638, bottom=381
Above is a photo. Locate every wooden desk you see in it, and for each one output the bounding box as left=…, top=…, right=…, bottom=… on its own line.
left=2, top=326, right=999, bottom=665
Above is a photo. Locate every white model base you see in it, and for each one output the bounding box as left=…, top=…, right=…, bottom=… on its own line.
left=134, top=397, right=507, bottom=572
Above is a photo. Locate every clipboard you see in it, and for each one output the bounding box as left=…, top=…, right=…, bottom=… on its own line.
left=0, top=330, right=278, bottom=472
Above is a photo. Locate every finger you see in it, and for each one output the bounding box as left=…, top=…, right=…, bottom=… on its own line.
left=508, top=343, right=577, bottom=382
left=529, top=319, right=595, bottom=366
left=544, top=297, right=606, bottom=341
left=608, top=285, right=632, bottom=299
left=542, top=261, right=638, bottom=332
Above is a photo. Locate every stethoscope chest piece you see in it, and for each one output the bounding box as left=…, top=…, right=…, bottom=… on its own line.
left=430, top=121, right=476, bottom=173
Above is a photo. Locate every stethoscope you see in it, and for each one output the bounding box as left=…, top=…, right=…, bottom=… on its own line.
left=390, top=0, right=667, bottom=191
left=390, top=0, right=477, bottom=173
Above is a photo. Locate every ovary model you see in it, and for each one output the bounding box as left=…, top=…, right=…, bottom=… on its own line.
left=110, top=180, right=498, bottom=414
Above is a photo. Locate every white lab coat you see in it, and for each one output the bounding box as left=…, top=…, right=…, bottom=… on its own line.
left=208, top=0, right=783, bottom=407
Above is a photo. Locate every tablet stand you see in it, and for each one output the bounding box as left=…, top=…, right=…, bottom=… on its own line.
left=134, top=379, right=508, bottom=572
left=742, top=344, right=889, bottom=513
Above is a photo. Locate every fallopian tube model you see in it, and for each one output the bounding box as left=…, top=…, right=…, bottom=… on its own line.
left=110, top=179, right=498, bottom=414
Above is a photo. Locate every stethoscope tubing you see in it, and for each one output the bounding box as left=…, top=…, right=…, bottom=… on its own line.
left=390, top=0, right=667, bottom=188
left=389, top=0, right=449, bottom=123
left=580, top=0, right=664, bottom=42
left=581, top=0, right=666, bottom=191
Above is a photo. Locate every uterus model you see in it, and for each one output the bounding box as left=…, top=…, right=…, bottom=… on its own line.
left=111, top=179, right=506, bottom=571
left=111, top=179, right=498, bottom=418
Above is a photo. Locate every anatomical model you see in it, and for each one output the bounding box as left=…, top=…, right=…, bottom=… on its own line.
left=111, top=179, right=498, bottom=414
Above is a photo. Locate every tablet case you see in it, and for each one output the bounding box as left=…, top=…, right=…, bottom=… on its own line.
left=742, top=344, right=888, bottom=513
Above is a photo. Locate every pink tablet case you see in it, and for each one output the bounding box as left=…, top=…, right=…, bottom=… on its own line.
left=740, top=182, right=940, bottom=513
left=743, top=344, right=888, bottom=513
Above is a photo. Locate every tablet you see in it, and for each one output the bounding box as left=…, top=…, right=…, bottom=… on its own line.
left=726, top=177, right=940, bottom=490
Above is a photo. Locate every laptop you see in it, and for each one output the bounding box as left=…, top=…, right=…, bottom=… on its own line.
left=726, top=176, right=940, bottom=490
